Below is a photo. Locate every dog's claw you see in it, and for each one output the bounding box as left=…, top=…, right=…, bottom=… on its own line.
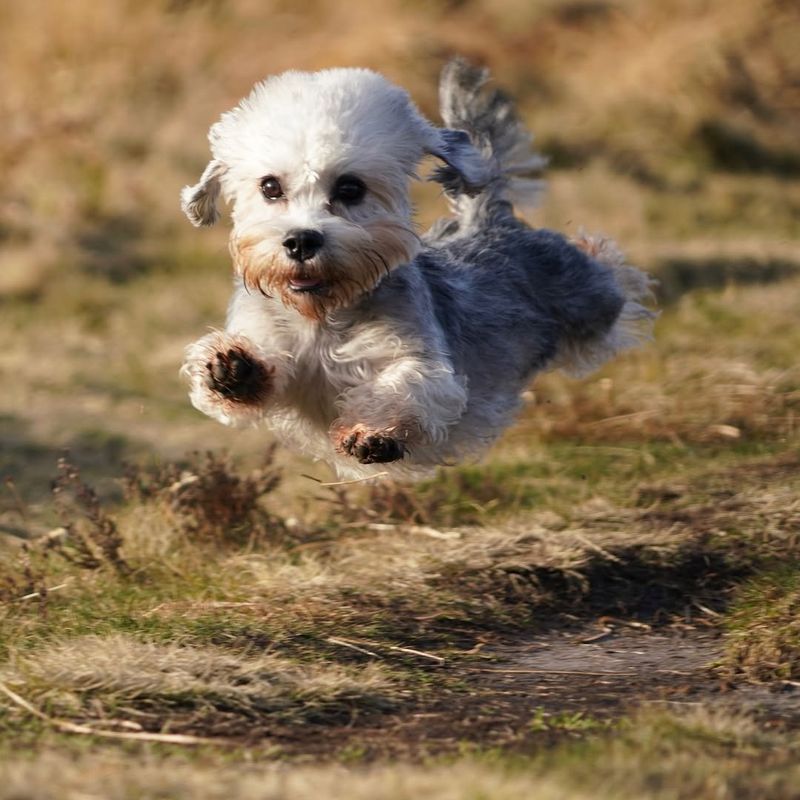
left=205, top=347, right=271, bottom=403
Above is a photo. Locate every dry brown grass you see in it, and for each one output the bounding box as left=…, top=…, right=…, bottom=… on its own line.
left=0, top=0, right=796, bottom=294
left=514, top=276, right=800, bottom=445
left=1, top=0, right=799, bottom=791
left=4, top=633, right=394, bottom=732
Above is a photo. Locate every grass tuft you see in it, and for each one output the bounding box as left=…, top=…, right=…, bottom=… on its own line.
left=123, top=446, right=284, bottom=544
left=722, top=566, right=800, bottom=682
left=5, top=633, right=395, bottom=733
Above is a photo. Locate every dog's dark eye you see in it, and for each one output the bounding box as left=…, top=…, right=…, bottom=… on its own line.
left=331, top=175, right=366, bottom=205
left=260, top=176, right=284, bottom=201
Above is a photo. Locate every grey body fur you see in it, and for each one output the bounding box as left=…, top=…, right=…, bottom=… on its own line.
left=349, top=196, right=634, bottom=462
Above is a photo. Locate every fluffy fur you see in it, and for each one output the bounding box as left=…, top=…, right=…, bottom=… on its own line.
left=181, top=60, right=655, bottom=479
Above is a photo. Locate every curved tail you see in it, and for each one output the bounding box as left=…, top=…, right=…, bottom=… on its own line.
left=432, top=58, right=546, bottom=217
left=432, top=59, right=657, bottom=373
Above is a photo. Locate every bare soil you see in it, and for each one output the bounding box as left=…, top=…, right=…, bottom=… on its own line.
left=233, top=622, right=800, bottom=761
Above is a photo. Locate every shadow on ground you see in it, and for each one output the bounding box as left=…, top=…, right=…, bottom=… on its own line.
left=654, top=255, right=800, bottom=304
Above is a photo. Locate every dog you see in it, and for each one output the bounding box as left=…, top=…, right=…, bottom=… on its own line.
left=180, top=59, right=655, bottom=479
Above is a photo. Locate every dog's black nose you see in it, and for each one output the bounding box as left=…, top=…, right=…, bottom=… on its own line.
left=283, top=229, right=324, bottom=262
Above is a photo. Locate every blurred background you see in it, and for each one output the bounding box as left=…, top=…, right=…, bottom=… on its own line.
left=1, top=0, right=798, bottom=513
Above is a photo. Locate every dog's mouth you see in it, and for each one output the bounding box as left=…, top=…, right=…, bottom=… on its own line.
left=288, top=274, right=328, bottom=294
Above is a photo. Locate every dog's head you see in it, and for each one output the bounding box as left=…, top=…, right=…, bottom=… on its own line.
left=181, top=68, right=488, bottom=320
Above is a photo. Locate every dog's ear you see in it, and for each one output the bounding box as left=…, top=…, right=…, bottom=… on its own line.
left=424, top=128, right=490, bottom=196
left=181, top=159, right=226, bottom=227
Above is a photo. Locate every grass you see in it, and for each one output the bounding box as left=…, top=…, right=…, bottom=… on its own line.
left=528, top=708, right=611, bottom=734
left=3, top=371, right=797, bottom=796
left=5, top=634, right=395, bottom=730
left=0, top=709, right=798, bottom=799
left=723, top=566, right=800, bottom=682
left=1, top=0, right=799, bottom=796
left=2, top=437, right=799, bottom=697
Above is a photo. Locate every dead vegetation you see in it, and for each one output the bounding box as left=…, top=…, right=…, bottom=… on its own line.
left=0, top=0, right=799, bottom=795
left=3, top=633, right=394, bottom=736
left=123, top=445, right=284, bottom=544
left=51, top=456, right=130, bottom=574
left=0, top=457, right=133, bottom=607
left=519, top=278, right=800, bottom=445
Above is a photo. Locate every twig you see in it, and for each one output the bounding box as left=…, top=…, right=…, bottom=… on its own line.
left=584, top=411, right=659, bottom=428
left=574, top=534, right=623, bottom=564
left=326, top=637, right=445, bottom=664
left=693, top=602, right=722, bottom=618
left=0, top=681, right=232, bottom=746
left=326, top=637, right=380, bottom=658
left=142, top=601, right=263, bottom=618
left=580, top=628, right=615, bottom=644
left=387, top=645, right=446, bottom=664
left=408, top=525, right=461, bottom=541
left=301, top=472, right=389, bottom=487
left=18, top=578, right=74, bottom=603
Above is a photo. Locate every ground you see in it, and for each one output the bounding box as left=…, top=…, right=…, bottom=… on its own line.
left=1, top=1, right=800, bottom=798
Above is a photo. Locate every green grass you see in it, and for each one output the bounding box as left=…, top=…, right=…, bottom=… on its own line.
left=528, top=708, right=612, bottom=734
left=722, top=565, right=800, bottom=681
left=0, top=708, right=798, bottom=799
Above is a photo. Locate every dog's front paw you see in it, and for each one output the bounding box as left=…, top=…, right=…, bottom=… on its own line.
left=182, top=332, right=280, bottom=427
left=335, top=427, right=406, bottom=464
left=206, top=347, right=273, bottom=404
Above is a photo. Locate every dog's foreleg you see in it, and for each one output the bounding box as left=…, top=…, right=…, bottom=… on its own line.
left=181, top=330, right=286, bottom=428
left=332, top=357, right=468, bottom=464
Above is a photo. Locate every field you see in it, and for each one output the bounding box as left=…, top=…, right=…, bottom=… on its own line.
left=2, top=0, right=800, bottom=797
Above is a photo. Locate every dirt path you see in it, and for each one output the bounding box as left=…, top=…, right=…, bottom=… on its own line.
left=288, top=622, right=800, bottom=760
left=497, top=623, right=720, bottom=676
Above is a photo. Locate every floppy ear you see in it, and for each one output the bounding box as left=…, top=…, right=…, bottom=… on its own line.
left=180, top=159, right=226, bottom=227
left=424, top=128, right=490, bottom=197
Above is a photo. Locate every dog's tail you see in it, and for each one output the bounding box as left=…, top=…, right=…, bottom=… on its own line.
left=432, top=58, right=546, bottom=217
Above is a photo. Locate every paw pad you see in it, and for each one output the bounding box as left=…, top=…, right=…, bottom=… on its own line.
left=338, top=430, right=406, bottom=464
left=205, top=348, right=272, bottom=404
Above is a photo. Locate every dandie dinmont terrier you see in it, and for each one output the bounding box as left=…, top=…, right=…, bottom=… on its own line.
left=181, top=60, right=655, bottom=479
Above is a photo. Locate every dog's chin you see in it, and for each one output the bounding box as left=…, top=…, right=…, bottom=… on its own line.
left=236, top=255, right=388, bottom=321
left=279, top=274, right=362, bottom=321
